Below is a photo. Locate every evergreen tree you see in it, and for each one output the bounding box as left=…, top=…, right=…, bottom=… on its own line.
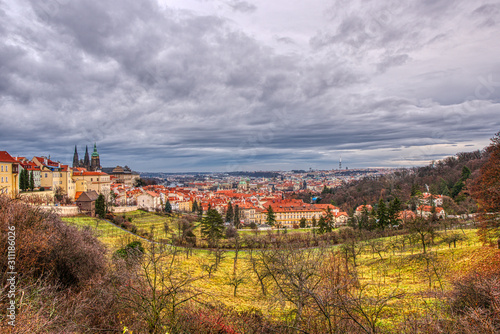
left=233, top=205, right=240, bottom=228
left=325, top=207, right=334, bottom=232
left=19, top=169, right=26, bottom=192
left=311, top=216, right=317, bottom=228
left=388, top=197, right=401, bottom=226
left=376, top=198, right=389, bottom=229
left=318, top=216, right=327, bottom=234
left=226, top=202, right=234, bottom=223
left=164, top=200, right=172, bottom=214
left=192, top=200, right=198, bottom=213
left=200, top=208, right=225, bottom=247
left=299, top=217, right=307, bottom=228
left=197, top=204, right=203, bottom=218
left=266, top=205, right=276, bottom=227
left=95, top=194, right=106, bottom=218
left=29, top=171, right=34, bottom=191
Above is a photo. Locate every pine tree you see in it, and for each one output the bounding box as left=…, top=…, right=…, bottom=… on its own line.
left=299, top=217, right=307, bottom=228
left=266, top=205, right=276, bottom=227
left=233, top=205, right=240, bottom=228
left=376, top=198, right=388, bottom=229
left=192, top=200, right=198, bottom=213
left=200, top=208, right=225, bottom=247
left=95, top=194, right=106, bottom=218
left=29, top=171, right=34, bottom=191
left=318, top=216, right=327, bottom=234
left=165, top=200, right=172, bottom=214
left=388, top=197, right=401, bottom=226
left=325, top=207, right=334, bottom=232
left=226, top=202, right=234, bottom=223
left=19, top=169, right=26, bottom=192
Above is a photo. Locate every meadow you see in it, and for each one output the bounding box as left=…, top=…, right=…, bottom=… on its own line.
left=63, top=211, right=485, bottom=332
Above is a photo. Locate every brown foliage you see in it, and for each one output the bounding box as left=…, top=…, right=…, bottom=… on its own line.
left=0, top=195, right=107, bottom=287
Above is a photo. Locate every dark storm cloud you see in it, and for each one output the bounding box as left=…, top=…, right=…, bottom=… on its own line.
left=0, top=0, right=499, bottom=171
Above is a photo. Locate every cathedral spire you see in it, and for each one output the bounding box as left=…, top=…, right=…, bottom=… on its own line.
left=84, top=145, right=90, bottom=170
left=72, top=145, right=79, bottom=168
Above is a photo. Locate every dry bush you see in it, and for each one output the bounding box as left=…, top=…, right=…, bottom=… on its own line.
left=0, top=196, right=107, bottom=288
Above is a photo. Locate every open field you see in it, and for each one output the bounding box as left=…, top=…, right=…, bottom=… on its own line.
left=63, top=213, right=485, bottom=331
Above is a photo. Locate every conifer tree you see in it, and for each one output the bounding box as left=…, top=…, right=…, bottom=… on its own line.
left=233, top=205, right=240, bottom=228
left=226, top=201, right=234, bottom=223
left=164, top=200, right=172, bottom=214
left=200, top=208, right=225, bottom=247
left=19, top=169, right=26, bottom=192
left=376, top=198, right=389, bottom=229
left=29, top=171, right=34, bottom=191
left=95, top=194, right=106, bottom=218
left=266, top=205, right=276, bottom=227
left=318, top=216, right=327, bottom=234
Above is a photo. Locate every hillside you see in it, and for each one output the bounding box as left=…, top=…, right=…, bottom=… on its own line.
left=318, top=150, right=487, bottom=215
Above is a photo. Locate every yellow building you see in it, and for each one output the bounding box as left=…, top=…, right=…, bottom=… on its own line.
left=0, top=151, right=19, bottom=198
left=72, top=169, right=111, bottom=197
left=32, top=156, right=63, bottom=190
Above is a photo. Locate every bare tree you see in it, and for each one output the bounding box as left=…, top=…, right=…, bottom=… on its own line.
left=114, top=243, right=203, bottom=333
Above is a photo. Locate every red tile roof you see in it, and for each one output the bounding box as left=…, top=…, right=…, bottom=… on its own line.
left=0, top=151, right=17, bottom=163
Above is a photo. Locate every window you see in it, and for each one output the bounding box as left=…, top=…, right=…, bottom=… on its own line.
left=1, top=166, right=3, bottom=172
left=45, top=173, right=48, bottom=178
left=1, top=177, right=3, bottom=182
left=5, top=177, right=7, bottom=183
left=5, top=166, right=7, bottom=172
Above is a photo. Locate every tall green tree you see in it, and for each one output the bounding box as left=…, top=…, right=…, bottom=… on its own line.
left=388, top=197, right=401, bottom=226
left=95, top=194, right=106, bottom=218
left=233, top=205, right=240, bottom=228
left=29, top=171, right=34, bottom=191
left=225, top=202, right=234, bottom=223
left=19, top=168, right=26, bottom=192
left=376, top=198, right=389, bottom=229
left=299, top=217, right=307, bottom=228
left=200, top=209, right=225, bottom=247
left=325, top=207, right=334, bottom=232
left=164, top=200, right=172, bottom=214
left=192, top=200, right=198, bottom=213
left=317, top=216, right=327, bottom=234
left=266, top=205, right=276, bottom=227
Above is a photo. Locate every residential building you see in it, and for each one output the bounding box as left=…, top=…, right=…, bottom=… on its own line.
left=0, top=151, right=19, bottom=198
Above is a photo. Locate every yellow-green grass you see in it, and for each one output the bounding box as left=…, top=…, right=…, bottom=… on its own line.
left=62, top=216, right=142, bottom=250
left=62, top=214, right=484, bottom=329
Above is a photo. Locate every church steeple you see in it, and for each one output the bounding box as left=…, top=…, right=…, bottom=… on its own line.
left=90, top=142, right=101, bottom=171
left=72, top=145, right=79, bottom=168
left=84, top=145, right=90, bottom=170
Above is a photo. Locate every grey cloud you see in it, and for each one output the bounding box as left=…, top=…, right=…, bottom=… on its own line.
left=225, top=0, right=257, bottom=13
left=0, top=0, right=498, bottom=171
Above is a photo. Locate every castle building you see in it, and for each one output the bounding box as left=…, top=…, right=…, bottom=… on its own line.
left=73, top=143, right=101, bottom=171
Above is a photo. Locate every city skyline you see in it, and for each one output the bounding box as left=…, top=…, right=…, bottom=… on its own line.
left=1, top=0, right=499, bottom=172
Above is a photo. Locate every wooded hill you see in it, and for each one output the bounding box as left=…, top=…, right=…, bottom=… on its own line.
left=317, top=150, right=488, bottom=215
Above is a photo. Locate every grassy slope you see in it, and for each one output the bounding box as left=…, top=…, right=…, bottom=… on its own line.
left=63, top=212, right=482, bottom=329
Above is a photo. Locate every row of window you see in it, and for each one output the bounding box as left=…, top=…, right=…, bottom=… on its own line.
left=1, top=165, right=8, bottom=172
left=1, top=176, right=8, bottom=183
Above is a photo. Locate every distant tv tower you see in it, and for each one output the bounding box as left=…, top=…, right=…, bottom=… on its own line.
left=339, top=155, right=342, bottom=170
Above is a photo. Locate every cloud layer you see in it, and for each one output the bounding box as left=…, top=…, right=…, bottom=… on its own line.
left=1, top=0, right=499, bottom=171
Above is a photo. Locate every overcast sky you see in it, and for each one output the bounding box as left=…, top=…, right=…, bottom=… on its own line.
left=1, top=0, right=499, bottom=172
